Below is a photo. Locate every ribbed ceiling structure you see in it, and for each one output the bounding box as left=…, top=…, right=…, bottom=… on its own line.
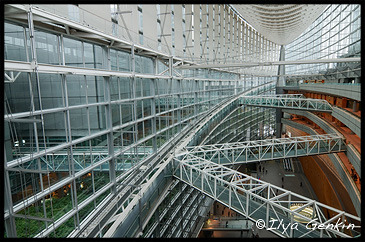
left=232, top=4, right=328, bottom=45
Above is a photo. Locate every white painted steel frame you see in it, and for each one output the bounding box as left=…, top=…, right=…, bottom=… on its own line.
left=173, top=156, right=361, bottom=238
left=3, top=3, right=275, bottom=238
left=239, top=95, right=332, bottom=112
left=175, top=57, right=361, bottom=69
left=102, top=82, right=276, bottom=237
left=177, top=134, right=345, bottom=165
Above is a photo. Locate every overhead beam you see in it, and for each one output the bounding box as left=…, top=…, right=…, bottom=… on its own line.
left=176, top=57, right=361, bottom=69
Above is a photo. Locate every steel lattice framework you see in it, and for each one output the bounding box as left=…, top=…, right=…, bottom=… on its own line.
left=177, top=134, right=345, bottom=165
left=172, top=156, right=361, bottom=238
left=239, top=95, right=333, bottom=112
left=8, top=148, right=152, bottom=172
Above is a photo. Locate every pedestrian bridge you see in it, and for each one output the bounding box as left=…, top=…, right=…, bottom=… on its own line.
left=176, top=134, right=346, bottom=165
left=238, top=94, right=333, bottom=112
left=172, top=155, right=361, bottom=238
left=8, top=147, right=153, bottom=173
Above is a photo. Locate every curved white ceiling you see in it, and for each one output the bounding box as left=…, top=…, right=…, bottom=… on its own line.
left=232, top=4, right=328, bottom=45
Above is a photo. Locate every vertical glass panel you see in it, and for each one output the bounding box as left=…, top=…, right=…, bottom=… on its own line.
left=119, top=77, right=131, bottom=99
left=95, top=76, right=105, bottom=102
left=134, top=55, right=141, bottom=73
left=76, top=172, right=93, bottom=204
left=9, top=168, right=41, bottom=206
left=113, top=129, right=123, bottom=150
left=4, top=72, right=38, bottom=114
left=72, top=141, right=94, bottom=171
left=115, top=155, right=127, bottom=178
left=87, top=76, right=105, bottom=103
left=118, top=50, right=131, bottom=72
left=88, top=134, right=108, bottom=163
left=142, top=79, right=151, bottom=96
left=63, top=37, right=83, bottom=67
left=66, top=75, right=87, bottom=106
left=69, top=107, right=89, bottom=140
left=155, top=79, right=168, bottom=95
left=135, top=78, right=142, bottom=97
left=142, top=99, right=151, bottom=117
left=51, top=215, right=75, bottom=237
left=7, top=120, right=38, bottom=159
left=135, top=55, right=154, bottom=74
left=144, top=118, right=152, bottom=137
left=43, top=111, right=67, bottom=147
left=4, top=22, right=28, bottom=61
left=157, top=130, right=168, bottom=148
left=110, top=76, right=119, bottom=101
left=78, top=200, right=95, bottom=225
left=93, top=44, right=104, bottom=69
left=121, top=103, right=133, bottom=124
left=110, top=49, right=118, bottom=71
left=93, top=165, right=110, bottom=192
left=84, top=42, right=94, bottom=68
left=39, top=73, right=64, bottom=109
left=15, top=205, right=47, bottom=237
left=111, top=104, right=121, bottom=126
left=35, top=30, right=59, bottom=65
left=85, top=76, right=96, bottom=103
left=122, top=125, right=136, bottom=146
left=88, top=106, right=106, bottom=134
left=95, top=189, right=110, bottom=207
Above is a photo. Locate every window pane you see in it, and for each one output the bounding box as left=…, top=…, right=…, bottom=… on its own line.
left=4, top=22, right=28, bottom=61
left=35, top=30, right=59, bottom=65
left=63, top=37, right=83, bottom=67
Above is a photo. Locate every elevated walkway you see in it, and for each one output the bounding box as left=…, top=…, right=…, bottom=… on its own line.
left=177, top=134, right=345, bottom=165
left=172, top=157, right=361, bottom=238
left=7, top=147, right=153, bottom=173
left=239, top=95, right=332, bottom=112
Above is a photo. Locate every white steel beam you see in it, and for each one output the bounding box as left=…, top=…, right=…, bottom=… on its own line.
left=4, top=60, right=170, bottom=79
left=179, top=134, right=345, bottom=165
left=239, top=95, right=333, bottom=112
left=176, top=57, right=361, bottom=69
left=173, top=157, right=361, bottom=238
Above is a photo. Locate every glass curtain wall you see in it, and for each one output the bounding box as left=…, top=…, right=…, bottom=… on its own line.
left=4, top=20, right=249, bottom=237
left=285, top=4, right=360, bottom=82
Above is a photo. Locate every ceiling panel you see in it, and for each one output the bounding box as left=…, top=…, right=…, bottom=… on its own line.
left=232, top=4, right=328, bottom=45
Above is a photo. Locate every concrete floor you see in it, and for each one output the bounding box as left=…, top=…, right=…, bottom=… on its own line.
left=255, top=159, right=318, bottom=201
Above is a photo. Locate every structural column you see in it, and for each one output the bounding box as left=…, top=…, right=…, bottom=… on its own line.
left=275, top=45, right=286, bottom=137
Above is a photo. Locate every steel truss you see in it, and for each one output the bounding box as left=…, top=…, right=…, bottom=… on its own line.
left=172, top=156, right=361, bottom=238
left=239, top=95, right=332, bottom=112
left=99, top=83, right=276, bottom=238
left=177, top=134, right=345, bottom=165
left=9, top=148, right=151, bottom=173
